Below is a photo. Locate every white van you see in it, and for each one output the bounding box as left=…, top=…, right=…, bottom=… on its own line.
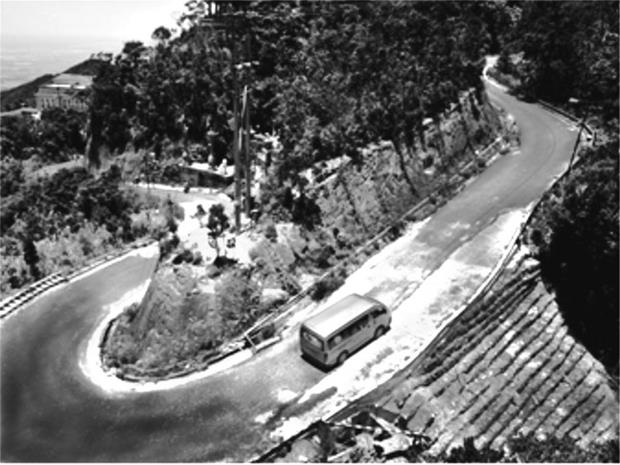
left=300, top=294, right=391, bottom=368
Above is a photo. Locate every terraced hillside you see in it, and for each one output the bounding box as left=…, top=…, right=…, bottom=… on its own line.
left=262, top=249, right=618, bottom=461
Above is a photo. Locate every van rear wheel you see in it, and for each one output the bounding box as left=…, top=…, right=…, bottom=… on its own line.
left=374, top=326, right=385, bottom=339
left=337, top=351, right=349, bottom=365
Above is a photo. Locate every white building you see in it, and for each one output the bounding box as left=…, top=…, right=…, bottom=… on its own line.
left=35, top=74, right=93, bottom=111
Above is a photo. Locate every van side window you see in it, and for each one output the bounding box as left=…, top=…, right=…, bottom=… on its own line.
left=372, top=307, right=387, bottom=319
left=328, top=333, right=343, bottom=349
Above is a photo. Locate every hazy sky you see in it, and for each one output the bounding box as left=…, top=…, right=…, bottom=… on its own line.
left=1, top=0, right=188, bottom=42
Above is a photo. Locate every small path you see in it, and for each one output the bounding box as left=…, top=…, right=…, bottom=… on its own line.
left=134, top=183, right=258, bottom=264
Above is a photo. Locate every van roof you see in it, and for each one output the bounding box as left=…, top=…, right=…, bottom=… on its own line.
left=303, top=293, right=383, bottom=339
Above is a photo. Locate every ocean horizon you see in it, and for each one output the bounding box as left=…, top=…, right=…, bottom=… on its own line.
left=1, top=35, right=127, bottom=91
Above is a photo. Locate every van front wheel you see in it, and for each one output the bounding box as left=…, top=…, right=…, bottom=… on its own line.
left=374, top=326, right=385, bottom=339
left=337, top=351, right=349, bottom=365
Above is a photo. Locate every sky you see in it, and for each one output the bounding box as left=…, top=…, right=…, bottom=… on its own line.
left=1, top=0, right=188, bottom=43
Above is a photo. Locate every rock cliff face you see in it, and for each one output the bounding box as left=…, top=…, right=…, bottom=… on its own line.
left=314, top=89, right=504, bottom=243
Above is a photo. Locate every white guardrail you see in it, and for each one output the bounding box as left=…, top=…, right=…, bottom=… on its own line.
left=0, top=240, right=155, bottom=320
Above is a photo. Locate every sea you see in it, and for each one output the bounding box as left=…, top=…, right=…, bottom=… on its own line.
left=1, top=35, right=126, bottom=91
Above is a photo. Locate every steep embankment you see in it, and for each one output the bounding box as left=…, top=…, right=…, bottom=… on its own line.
left=367, top=250, right=618, bottom=455
left=315, top=88, right=505, bottom=242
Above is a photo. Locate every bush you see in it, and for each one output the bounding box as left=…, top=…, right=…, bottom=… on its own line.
left=215, top=268, right=261, bottom=334
left=311, top=274, right=345, bottom=301
left=172, top=248, right=194, bottom=265
left=192, top=251, right=203, bottom=265
left=260, top=323, right=276, bottom=341
left=442, top=437, right=503, bottom=463
left=264, top=222, right=278, bottom=242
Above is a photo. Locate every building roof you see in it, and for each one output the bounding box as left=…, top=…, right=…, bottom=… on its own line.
left=41, top=74, right=93, bottom=90
left=185, top=162, right=235, bottom=178
left=303, top=293, right=383, bottom=338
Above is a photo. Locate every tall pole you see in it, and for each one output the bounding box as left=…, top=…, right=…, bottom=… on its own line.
left=231, top=24, right=242, bottom=231
left=243, top=21, right=252, bottom=217
left=243, top=86, right=252, bottom=216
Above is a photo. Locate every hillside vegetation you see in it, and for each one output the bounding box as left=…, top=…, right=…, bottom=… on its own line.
left=0, top=74, right=54, bottom=112
left=494, top=1, right=618, bottom=121
left=84, top=2, right=507, bottom=175
left=96, top=0, right=518, bottom=379
left=490, top=1, right=619, bottom=378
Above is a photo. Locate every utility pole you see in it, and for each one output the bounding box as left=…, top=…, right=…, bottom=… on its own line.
left=231, top=19, right=242, bottom=232
left=243, top=86, right=252, bottom=216
left=243, top=31, right=252, bottom=218
left=202, top=2, right=248, bottom=231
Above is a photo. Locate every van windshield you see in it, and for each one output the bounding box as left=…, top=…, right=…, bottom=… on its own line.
left=301, top=328, right=323, bottom=350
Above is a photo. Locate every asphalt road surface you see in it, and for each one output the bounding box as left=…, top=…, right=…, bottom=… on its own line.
left=0, top=81, right=577, bottom=461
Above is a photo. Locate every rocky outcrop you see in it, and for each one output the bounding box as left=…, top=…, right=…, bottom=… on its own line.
left=313, top=89, right=504, bottom=244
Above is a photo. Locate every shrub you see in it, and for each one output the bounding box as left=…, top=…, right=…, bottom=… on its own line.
left=260, top=323, right=276, bottom=341
left=311, top=274, right=345, bottom=301
left=192, top=251, right=203, bottom=265
left=172, top=248, right=194, bottom=265
left=264, top=222, right=278, bottom=242
left=440, top=437, right=504, bottom=463
left=214, top=268, right=261, bottom=334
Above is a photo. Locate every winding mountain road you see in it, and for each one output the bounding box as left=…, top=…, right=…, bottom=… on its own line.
left=1, top=79, right=577, bottom=462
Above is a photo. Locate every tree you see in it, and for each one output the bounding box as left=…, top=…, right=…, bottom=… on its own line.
left=215, top=268, right=260, bottom=333
left=122, top=41, right=145, bottom=56
left=206, top=203, right=230, bottom=259
left=22, top=237, right=41, bottom=281
left=537, top=140, right=619, bottom=375
left=152, top=26, right=172, bottom=44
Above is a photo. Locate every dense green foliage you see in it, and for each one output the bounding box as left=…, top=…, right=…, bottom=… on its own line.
left=0, top=74, right=54, bottom=111
left=533, top=139, right=619, bottom=375
left=85, top=1, right=509, bottom=176
left=430, top=435, right=619, bottom=463
left=1, top=108, right=86, bottom=163
left=0, top=165, right=179, bottom=293
left=497, top=2, right=618, bottom=119
left=1, top=166, right=131, bottom=240
left=206, top=203, right=230, bottom=258
left=491, top=1, right=620, bottom=378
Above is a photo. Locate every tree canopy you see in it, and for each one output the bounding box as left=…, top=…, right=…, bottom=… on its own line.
left=85, top=1, right=508, bottom=177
